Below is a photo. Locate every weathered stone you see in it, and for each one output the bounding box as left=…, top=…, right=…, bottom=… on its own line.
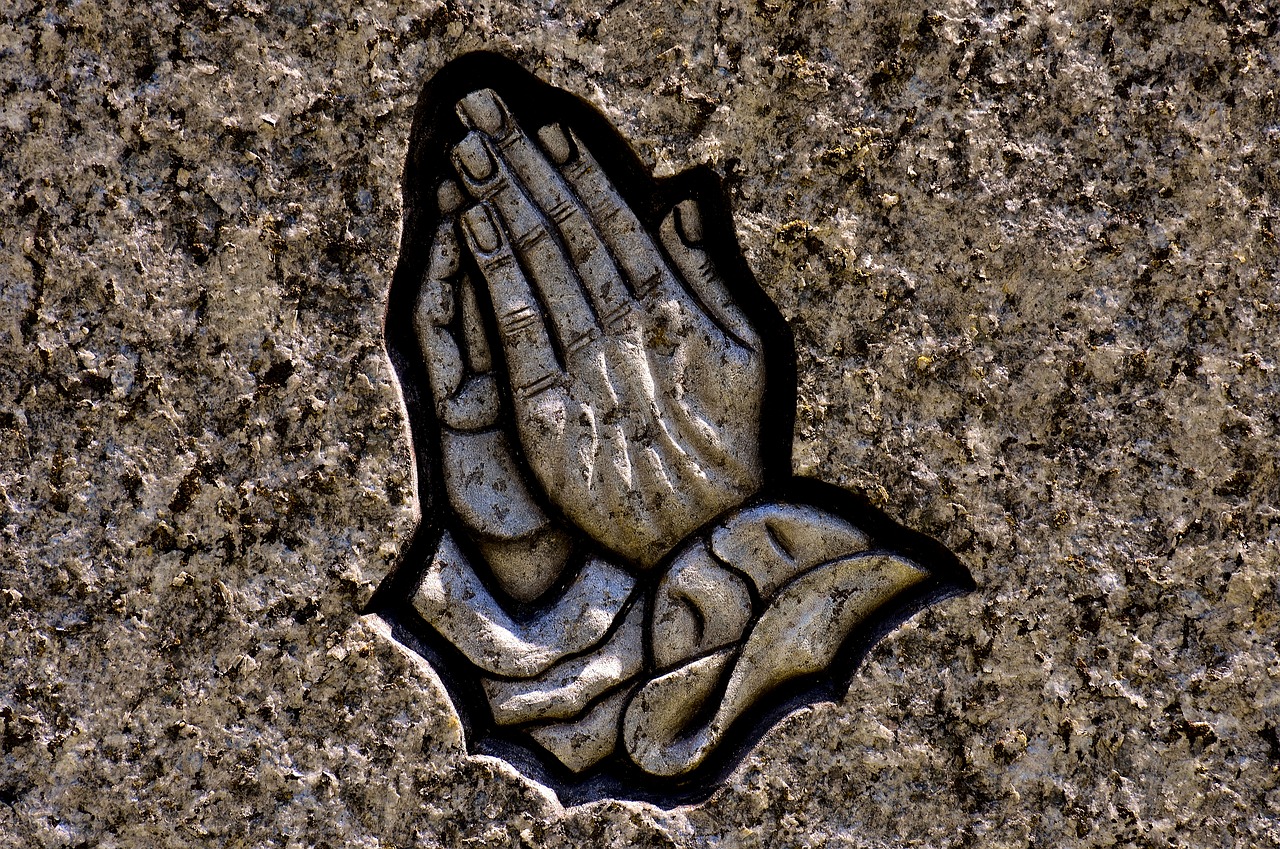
left=4, top=0, right=1277, bottom=844
left=710, top=502, right=872, bottom=596
left=624, top=553, right=928, bottom=776
left=528, top=685, right=638, bottom=774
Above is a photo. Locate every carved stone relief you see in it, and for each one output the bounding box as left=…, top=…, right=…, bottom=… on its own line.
left=371, top=53, right=974, bottom=806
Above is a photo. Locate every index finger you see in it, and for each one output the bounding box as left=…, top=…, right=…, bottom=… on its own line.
left=459, top=202, right=564, bottom=400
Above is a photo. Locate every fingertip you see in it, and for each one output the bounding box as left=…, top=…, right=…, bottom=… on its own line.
left=437, top=179, right=466, bottom=214
left=427, top=224, right=461, bottom=279
left=453, top=132, right=496, bottom=182
left=461, top=204, right=503, bottom=254
left=457, top=88, right=508, bottom=136
left=674, top=199, right=704, bottom=245
left=537, top=123, right=574, bottom=166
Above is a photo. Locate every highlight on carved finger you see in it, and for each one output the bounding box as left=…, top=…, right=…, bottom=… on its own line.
left=440, top=429, right=552, bottom=544
left=471, top=111, right=630, bottom=337
left=457, top=88, right=508, bottom=136
left=553, top=126, right=673, bottom=301
left=417, top=323, right=463, bottom=406
left=416, top=222, right=458, bottom=328
left=437, top=178, right=466, bottom=214
left=537, top=123, right=574, bottom=166
left=461, top=203, right=503, bottom=255
left=453, top=130, right=604, bottom=358
left=674, top=199, right=703, bottom=244
left=416, top=276, right=453, bottom=327
left=453, top=132, right=496, bottom=183
left=658, top=200, right=760, bottom=350
left=428, top=233, right=460, bottom=283
left=458, top=203, right=563, bottom=398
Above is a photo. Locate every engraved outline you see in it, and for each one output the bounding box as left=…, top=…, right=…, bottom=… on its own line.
left=369, top=51, right=975, bottom=807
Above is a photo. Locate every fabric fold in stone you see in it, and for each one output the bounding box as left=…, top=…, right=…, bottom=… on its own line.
left=528, top=685, right=638, bottom=773
left=482, top=601, right=645, bottom=724
left=624, top=551, right=928, bottom=776
left=412, top=530, right=635, bottom=677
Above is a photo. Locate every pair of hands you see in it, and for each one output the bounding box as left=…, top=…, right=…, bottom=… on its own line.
left=414, top=88, right=765, bottom=600
left=390, top=72, right=959, bottom=786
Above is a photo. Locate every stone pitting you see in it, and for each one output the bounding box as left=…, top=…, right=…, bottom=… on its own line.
left=5, top=2, right=1278, bottom=844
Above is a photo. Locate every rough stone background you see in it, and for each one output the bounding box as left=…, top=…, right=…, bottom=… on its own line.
left=3, top=0, right=1279, bottom=846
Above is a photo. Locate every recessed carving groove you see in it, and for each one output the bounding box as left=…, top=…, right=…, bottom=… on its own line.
left=369, top=52, right=973, bottom=807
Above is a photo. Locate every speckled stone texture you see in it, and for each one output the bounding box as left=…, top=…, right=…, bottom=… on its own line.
left=3, top=1, right=1278, bottom=846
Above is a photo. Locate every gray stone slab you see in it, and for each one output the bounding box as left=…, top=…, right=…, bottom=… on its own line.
left=3, top=0, right=1278, bottom=846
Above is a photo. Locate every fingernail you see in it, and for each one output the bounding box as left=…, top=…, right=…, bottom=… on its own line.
left=462, top=205, right=501, bottom=253
left=454, top=133, right=494, bottom=181
left=537, top=124, right=573, bottom=165
left=437, top=179, right=465, bottom=214
left=457, top=89, right=507, bottom=135
left=675, top=199, right=703, bottom=243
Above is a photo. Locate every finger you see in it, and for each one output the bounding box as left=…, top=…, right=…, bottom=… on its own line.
left=536, top=124, right=634, bottom=327
left=658, top=199, right=761, bottom=351
left=456, top=90, right=634, bottom=328
left=412, top=192, right=501, bottom=432
left=459, top=275, right=492, bottom=373
left=459, top=202, right=564, bottom=399
left=440, top=430, right=571, bottom=603
left=418, top=180, right=467, bottom=324
left=430, top=180, right=570, bottom=601
left=477, top=528, right=573, bottom=604
left=440, top=429, right=552, bottom=542
left=437, top=178, right=466, bottom=216
left=545, top=125, right=678, bottom=303
left=414, top=219, right=463, bottom=404
left=439, top=373, right=500, bottom=431
left=439, top=275, right=501, bottom=431
left=416, top=273, right=500, bottom=431
left=453, top=131, right=599, bottom=357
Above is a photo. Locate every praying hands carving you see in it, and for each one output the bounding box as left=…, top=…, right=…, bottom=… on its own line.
left=374, top=54, right=972, bottom=806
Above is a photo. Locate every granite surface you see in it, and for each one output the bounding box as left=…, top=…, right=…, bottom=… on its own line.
left=3, top=0, right=1279, bottom=846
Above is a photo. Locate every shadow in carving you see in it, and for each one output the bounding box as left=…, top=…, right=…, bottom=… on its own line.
left=368, top=52, right=974, bottom=807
